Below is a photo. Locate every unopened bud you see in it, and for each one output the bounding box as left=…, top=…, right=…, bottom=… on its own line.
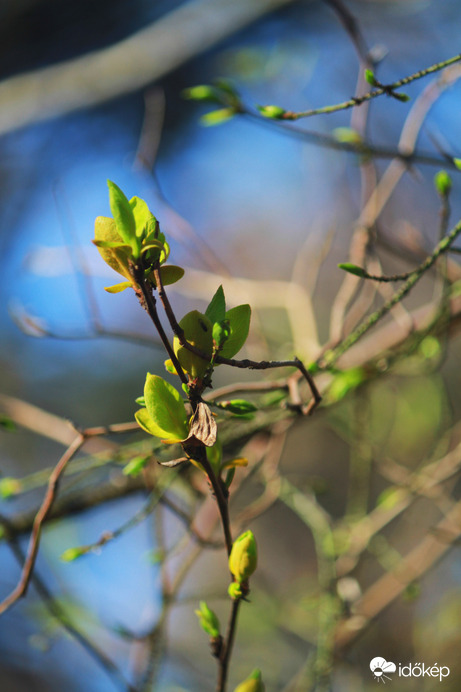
left=195, top=601, right=220, bottom=638
left=234, top=669, right=265, bottom=692
left=434, top=170, right=452, bottom=197
left=229, top=530, right=257, bottom=583
left=257, top=105, right=286, bottom=119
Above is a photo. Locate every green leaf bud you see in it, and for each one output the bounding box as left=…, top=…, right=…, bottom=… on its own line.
left=434, top=170, right=452, bottom=197
left=333, top=127, right=362, bottom=145
left=234, top=669, right=265, bottom=692
left=229, top=530, right=257, bottom=583
left=364, top=69, right=378, bottom=87
left=218, top=399, right=257, bottom=415
left=453, top=158, right=461, bottom=170
left=181, top=85, right=220, bottom=103
left=195, top=601, right=220, bottom=638
left=60, top=546, right=88, bottom=562
left=392, top=91, right=410, bottom=102
left=337, top=263, right=366, bottom=277
left=0, top=477, right=22, bottom=499
left=228, top=581, right=243, bottom=600
left=257, top=105, right=286, bottom=119
left=200, top=108, right=236, bottom=126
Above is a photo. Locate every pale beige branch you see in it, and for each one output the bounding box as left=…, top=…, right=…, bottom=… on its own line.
left=0, top=0, right=296, bottom=136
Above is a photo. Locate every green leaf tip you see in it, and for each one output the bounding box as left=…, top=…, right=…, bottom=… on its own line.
left=206, top=285, right=226, bottom=324
left=338, top=263, right=366, bottom=278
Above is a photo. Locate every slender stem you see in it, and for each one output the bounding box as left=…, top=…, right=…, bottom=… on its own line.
left=0, top=433, right=85, bottom=615
left=217, top=599, right=241, bottom=692
left=135, top=271, right=188, bottom=385
left=322, top=215, right=461, bottom=367
left=280, top=52, right=461, bottom=120
left=192, top=447, right=233, bottom=556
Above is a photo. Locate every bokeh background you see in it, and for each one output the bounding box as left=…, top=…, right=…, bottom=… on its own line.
left=1, top=0, right=461, bottom=690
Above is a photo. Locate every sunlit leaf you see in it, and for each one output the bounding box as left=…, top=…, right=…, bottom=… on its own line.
left=129, top=196, right=155, bottom=239
left=148, top=265, right=185, bottom=287
left=94, top=216, right=132, bottom=280
left=104, top=281, right=132, bottom=293
left=107, top=180, right=138, bottom=255
left=143, top=374, right=188, bottom=442
left=205, top=285, right=226, bottom=324
left=218, top=304, right=251, bottom=359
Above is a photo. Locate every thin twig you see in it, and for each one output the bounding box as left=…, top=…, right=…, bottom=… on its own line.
left=0, top=517, right=136, bottom=691
left=0, top=433, right=85, bottom=615
left=279, top=52, right=461, bottom=120
left=217, top=599, right=241, bottom=692
left=322, top=215, right=461, bottom=367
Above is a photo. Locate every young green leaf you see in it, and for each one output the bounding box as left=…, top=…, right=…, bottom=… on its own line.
left=123, top=455, right=151, bottom=477
left=206, top=285, right=226, bottom=323
left=173, top=311, right=213, bottom=378
left=218, top=305, right=251, bottom=359
left=195, top=601, right=221, bottom=638
left=143, top=374, right=188, bottom=442
left=129, top=196, right=155, bottom=239
left=104, top=281, right=132, bottom=293
left=107, top=180, right=139, bottom=256
left=453, top=158, right=461, bottom=170
left=148, top=265, right=185, bottom=287
left=94, top=216, right=133, bottom=281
